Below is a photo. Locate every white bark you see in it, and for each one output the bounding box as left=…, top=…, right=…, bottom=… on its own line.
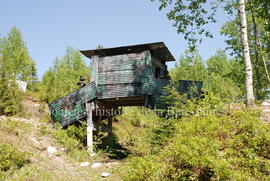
left=238, top=0, right=255, bottom=107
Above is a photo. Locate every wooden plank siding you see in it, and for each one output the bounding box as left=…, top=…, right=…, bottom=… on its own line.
left=94, top=50, right=156, bottom=99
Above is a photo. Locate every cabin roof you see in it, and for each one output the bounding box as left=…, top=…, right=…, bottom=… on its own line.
left=80, top=42, right=176, bottom=62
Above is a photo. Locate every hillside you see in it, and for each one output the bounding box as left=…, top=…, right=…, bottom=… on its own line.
left=1, top=0, right=270, bottom=180
left=0, top=96, right=122, bottom=181
left=1, top=94, right=270, bottom=180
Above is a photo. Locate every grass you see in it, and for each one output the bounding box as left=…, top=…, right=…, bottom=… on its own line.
left=0, top=118, right=31, bottom=135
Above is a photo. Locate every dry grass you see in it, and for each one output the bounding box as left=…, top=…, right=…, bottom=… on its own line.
left=0, top=97, right=123, bottom=181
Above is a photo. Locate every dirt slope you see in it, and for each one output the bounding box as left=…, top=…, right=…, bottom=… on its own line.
left=0, top=97, right=122, bottom=181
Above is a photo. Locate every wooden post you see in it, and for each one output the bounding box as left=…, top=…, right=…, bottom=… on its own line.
left=86, top=102, right=94, bottom=153
left=144, top=95, right=149, bottom=107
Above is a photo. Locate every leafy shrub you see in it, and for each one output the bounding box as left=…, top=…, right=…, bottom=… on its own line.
left=118, top=91, right=270, bottom=180
left=36, top=121, right=88, bottom=161
left=53, top=123, right=88, bottom=161
left=0, top=143, right=30, bottom=172
left=114, top=107, right=174, bottom=156
left=65, top=122, right=87, bottom=144
left=37, top=123, right=51, bottom=136
left=121, top=108, right=270, bottom=180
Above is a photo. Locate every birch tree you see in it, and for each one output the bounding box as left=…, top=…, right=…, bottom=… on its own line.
left=151, top=0, right=256, bottom=106
left=238, top=0, right=255, bottom=106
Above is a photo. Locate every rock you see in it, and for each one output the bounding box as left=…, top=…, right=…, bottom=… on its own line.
left=90, top=153, right=96, bottom=157
left=101, top=172, right=110, bottom=178
left=80, top=162, right=90, bottom=167
left=106, top=162, right=118, bottom=168
left=262, top=101, right=270, bottom=106
left=91, top=162, right=102, bottom=168
left=262, top=100, right=270, bottom=122
left=47, top=146, right=57, bottom=154
left=31, top=138, right=40, bottom=145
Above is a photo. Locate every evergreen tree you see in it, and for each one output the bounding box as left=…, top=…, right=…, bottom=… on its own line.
left=0, top=27, right=36, bottom=115
left=0, top=27, right=37, bottom=83
left=0, top=74, right=22, bottom=115
left=40, top=47, right=89, bottom=102
left=170, top=49, right=207, bottom=82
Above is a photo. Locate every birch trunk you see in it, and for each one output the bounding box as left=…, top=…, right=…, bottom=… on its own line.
left=238, top=0, right=255, bottom=107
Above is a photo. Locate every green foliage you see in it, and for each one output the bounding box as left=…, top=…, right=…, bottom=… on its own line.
left=52, top=123, right=88, bottom=161
left=0, top=27, right=37, bottom=116
left=0, top=118, right=31, bottom=135
left=206, top=50, right=244, bottom=101
left=8, top=164, right=53, bottom=181
left=170, top=49, right=243, bottom=102
left=253, top=0, right=270, bottom=31
left=207, top=50, right=233, bottom=76
left=120, top=100, right=270, bottom=180
left=40, top=47, right=89, bottom=102
left=0, top=27, right=37, bottom=82
left=0, top=29, right=37, bottom=116
left=0, top=143, right=30, bottom=172
left=65, top=122, right=87, bottom=144
left=206, top=75, right=242, bottom=102
left=151, top=0, right=219, bottom=47
left=37, top=124, right=52, bottom=136
left=170, top=49, right=207, bottom=82
left=0, top=78, right=23, bottom=115
left=152, top=0, right=270, bottom=101
left=220, top=0, right=270, bottom=100
left=114, top=107, right=174, bottom=156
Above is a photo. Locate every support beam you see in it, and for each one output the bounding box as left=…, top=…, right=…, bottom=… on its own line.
left=86, top=102, right=94, bottom=153
left=144, top=95, right=149, bottom=107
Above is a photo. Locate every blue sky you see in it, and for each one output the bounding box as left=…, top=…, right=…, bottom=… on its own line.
left=0, top=0, right=229, bottom=79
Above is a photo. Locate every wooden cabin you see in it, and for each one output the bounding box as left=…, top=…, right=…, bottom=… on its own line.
left=48, top=42, right=202, bottom=152
left=49, top=42, right=202, bottom=127
left=80, top=42, right=175, bottom=109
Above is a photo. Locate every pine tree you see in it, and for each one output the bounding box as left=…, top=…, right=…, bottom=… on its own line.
left=0, top=27, right=35, bottom=115
left=40, top=47, right=89, bottom=102
left=0, top=59, right=22, bottom=115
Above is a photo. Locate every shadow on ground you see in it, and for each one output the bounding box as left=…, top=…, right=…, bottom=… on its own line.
left=97, top=133, right=130, bottom=160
